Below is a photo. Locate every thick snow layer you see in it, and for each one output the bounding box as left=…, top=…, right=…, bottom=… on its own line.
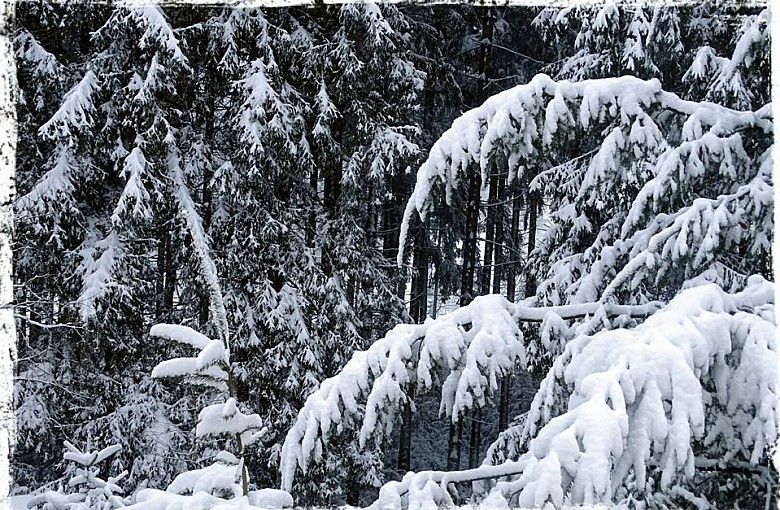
left=126, top=487, right=293, bottom=510
left=150, top=323, right=229, bottom=392
left=38, top=71, right=98, bottom=140
left=168, top=149, right=231, bottom=346
left=395, top=73, right=772, bottom=313
left=165, top=462, right=242, bottom=499
left=62, top=441, right=122, bottom=467
left=458, top=277, right=775, bottom=509
left=197, top=398, right=267, bottom=447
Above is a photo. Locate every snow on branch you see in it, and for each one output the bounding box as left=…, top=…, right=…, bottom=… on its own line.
left=488, top=276, right=774, bottom=508
left=168, top=147, right=230, bottom=345
left=367, top=277, right=775, bottom=509
left=15, top=29, right=61, bottom=78
left=150, top=323, right=229, bottom=392
left=279, top=294, right=662, bottom=492
left=38, top=70, right=98, bottom=140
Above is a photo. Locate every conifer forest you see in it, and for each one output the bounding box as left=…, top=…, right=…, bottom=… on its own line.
left=3, top=2, right=776, bottom=509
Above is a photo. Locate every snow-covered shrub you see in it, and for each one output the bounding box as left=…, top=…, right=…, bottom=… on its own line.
left=144, top=324, right=268, bottom=502
left=27, top=442, right=127, bottom=510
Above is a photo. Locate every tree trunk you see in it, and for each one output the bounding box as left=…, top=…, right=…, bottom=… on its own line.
left=480, top=170, right=498, bottom=296
left=306, top=163, right=320, bottom=248
left=460, top=172, right=481, bottom=302
left=498, top=376, right=510, bottom=432
left=397, top=383, right=415, bottom=473
left=409, top=215, right=429, bottom=324
left=492, top=174, right=506, bottom=295
left=164, top=234, right=176, bottom=313
left=468, top=408, right=482, bottom=469
left=446, top=416, right=463, bottom=471
left=199, top=79, right=214, bottom=327
left=505, top=182, right=522, bottom=303
left=525, top=191, right=539, bottom=298
left=499, top=181, right=521, bottom=433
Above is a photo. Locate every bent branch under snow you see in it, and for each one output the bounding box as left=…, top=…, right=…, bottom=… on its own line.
left=279, top=293, right=663, bottom=492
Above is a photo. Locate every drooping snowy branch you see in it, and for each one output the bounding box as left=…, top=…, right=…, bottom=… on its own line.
left=483, top=276, right=775, bottom=508
left=397, top=73, right=772, bottom=310
left=38, top=70, right=98, bottom=141
left=365, top=276, right=775, bottom=509
left=279, top=294, right=662, bottom=491
left=168, top=147, right=230, bottom=346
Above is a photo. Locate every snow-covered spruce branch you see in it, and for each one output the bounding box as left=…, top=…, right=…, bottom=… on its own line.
left=368, top=276, right=775, bottom=509
left=279, top=294, right=661, bottom=491
left=397, top=74, right=769, bottom=265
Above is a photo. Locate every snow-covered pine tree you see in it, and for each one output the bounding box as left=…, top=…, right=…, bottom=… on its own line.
left=360, top=277, right=775, bottom=509
left=532, top=5, right=685, bottom=84
left=148, top=324, right=264, bottom=499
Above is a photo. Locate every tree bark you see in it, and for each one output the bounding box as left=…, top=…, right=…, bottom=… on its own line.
left=492, top=174, right=506, bottom=295
left=468, top=408, right=482, bottom=469
left=397, top=383, right=415, bottom=473
left=505, top=182, right=522, bottom=303
left=480, top=170, right=498, bottom=296
left=525, top=191, right=539, bottom=298
left=409, top=215, right=429, bottom=324
left=446, top=416, right=463, bottom=471
left=460, top=171, right=481, bottom=301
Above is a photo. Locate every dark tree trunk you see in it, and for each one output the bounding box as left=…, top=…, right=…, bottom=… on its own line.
left=468, top=408, right=483, bottom=469
left=498, top=376, right=511, bottom=432
left=492, top=174, right=506, bottom=295
left=525, top=191, right=539, bottom=298
left=164, top=234, right=176, bottom=312
left=383, top=172, right=409, bottom=299
left=307, top=164, right=319, bottom=248
left=446, top=416, right=463, bottom=471
left=499, top=179, right=522, bottom=434
left=199, top=81, right=214, bottom=328
left=460, top=171, right=481, bottom=301
left=505, top=182, right=522, bottom=303
left=155, top=230, right=168, bottom=320
left=480, top=170, right=499, bottom=295
left=397, top=383, right=415, bottom=473
left=409, top=215, right=429, bottom=324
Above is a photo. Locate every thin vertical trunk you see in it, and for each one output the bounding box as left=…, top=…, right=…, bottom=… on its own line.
left=460, top=172, right=481, bottom=301
left=199, top=77, right=214, bottom=328
left=492, top=174, right=506, bottom=295
left=397, top=383, right=415, bottom=473
left=467, top=5, right=496, bottom=466
left=468, top=408, right=482, bottom=469
left=498, top=376, right=510, bottom=432
left=446, top=416, right=463, bottom=470
left=480, top=170, right=499, bottom=295
left=505, top=183, right=522, bottom=303
left=525, top=191, right=539, bottom=298
left=164, top=234, right=176, bottom=312
left=155, top=231, right=166, bottom=319
left=430, top=220, right=442, bottom=319
left=308, top=166, right=319, bottom=246
left=409, top=216, right=429, bottom=324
